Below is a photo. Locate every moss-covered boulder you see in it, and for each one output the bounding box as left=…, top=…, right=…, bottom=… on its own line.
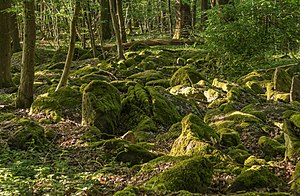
left=246, top=81, right=265, bottom=94
left=244, top=156, right=267, bottom=168
left=258, top=136, right=285, bottom=159
left=219, top=128, right=241, bottom=147
left=82, top=80, right=121, bottom=134
left=30, top=96, right=62, bottom=122
left=170, top=114, right=218, bottom=156
left=127, top=70, right=164, bottom=84
left=170, top=66, right=206, bottom=87
left=212, top=78, right=234, bottom=92
left=291, top=76, right=300, bottom=102
left=227, top=148, right=250, bottom=164
left=273, top=67, right=292, bottom=93
left=30, top=86, right=82, bottom=122
left=147, top=87, right=181, bottom=126
left=229, top=165, right=284, bottom=192
left=145, top=156, right=213, bottom=193
left=93, top=139, right=157, bottom=165
left=8, top=119, right=46, bottom=150
left=224, top=111, right=263, bottom=124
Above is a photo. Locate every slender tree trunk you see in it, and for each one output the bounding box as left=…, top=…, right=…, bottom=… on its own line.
left=100, top=0, right=112, bottom=40
left=200, top=0, right=208, bottom=23
left=168, top=0, right=173, bottom=36
left=11, top=13, right=22, bottom=53
left=109, top=0, right=124, bottom=60
left=86, top=6, right=98, bottom=57
left=117, top=0, right=127, bottom=43
left=56, top=1, right=81, bottom=91
left=0, top=0, right=13, bottom=88
left=16, top=0, right=36, bottom=108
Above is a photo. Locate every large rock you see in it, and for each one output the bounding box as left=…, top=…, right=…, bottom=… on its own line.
left=229, top=165, right=284, bottom=192
left=170, top=113, right=218, bottom=156
left=145, top=156, right=213, bottom=193
left=283, top=119, right=300, bottom=159
left=292, top=162, right=300, bottom=194
left=170, top=66, right=206, bottom=87
left=273, top=68, right=292, bottom=93
left=82, top=80, right=121, bottom=134
left=8, top=119, right=47, bottom=150
left=290, top=76, right=300, bottom=102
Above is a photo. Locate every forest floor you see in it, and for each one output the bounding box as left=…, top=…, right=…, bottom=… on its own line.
left=0, top=41, right=300, bottom=195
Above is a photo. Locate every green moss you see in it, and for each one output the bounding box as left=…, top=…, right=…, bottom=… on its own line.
left=290, top=113, right=300, bottom=128
left=48, top=62, right=65, bottom=70
left=283, top=120, right=300, bottom=159
left=82, top=80, right=121, bottom=134
left=111, top=80, right=137, bottom=93
left=114, top=186, right=137, bottom=196
left=147, top=87, right=181, bottom=126
left=145, top=156, right=213, bottom=193
left=241, top=104, right=267, bottom=122
left=291, top=162, right=300, bottom=194
left=229, top=165, right=284, bottom=192
left=128, top=43, right=150, bottom=51
left=30, top=96, right=61, bottom=122
left=8, top=119, right=46, bottom=150
left=237, top=71, right=267, bottom=84
left=244, top=156, right=267, bottom=167
left=73, top=65, right=99, bottom=77
left=227, top=148, right=250, bottom=164
left=0, top=113, right=15, bottom=122
left=81, top=126, right=102, bottom=142
left=245, top=81, right=265, bottom=94
left=219, top=128, right=241, bottom=147
left=225, top=111, right=263, bottom=123
left=146, top=79, right=170, bottom=88
left=212, top=78, right=233, bottom=92
left=128, top=70, right=164, bottom=84
left=139, top=155, right=186, bottom=173
left=93, top=139, right=157, bottom=165
left=273, top=67, right=292, bottom=93
left=156, top=122, right=182, bottom=141
left=274, top=93, right=290, bottom=102
left=258, top=136, right=285, bottom=159
left=170, top=114, right=218, bottom=156
left=170, top=66, right=206, bottom=87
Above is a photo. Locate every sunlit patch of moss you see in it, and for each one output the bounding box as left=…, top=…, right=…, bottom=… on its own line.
left=170, top=65, right=207, bottom=87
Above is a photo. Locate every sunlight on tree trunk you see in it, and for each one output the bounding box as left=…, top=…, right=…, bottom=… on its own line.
left=16, top=0, right=36, bottom=108
left=109, top=0, right=124, bottom=60
left=56, top=0, right=81, bottom=91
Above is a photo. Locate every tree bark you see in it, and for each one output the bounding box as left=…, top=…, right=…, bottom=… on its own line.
left=11, top=13, right=22, bottom=53
left=168, top=0, right=173, bottom=36
left=109, top=0, right=124, bottom=60
left=56, top=0, right=81, bottom=91
left=117, top=0, right=126, bottom=43
left=173, top=0, right=183, bottom=39
left=0, top=0, right=13, bottom=88
left=100, top=0, right=112, bottom=40
left=16, top=0, right=36, bottom=108
left=86, top=6, right=98, bottom=57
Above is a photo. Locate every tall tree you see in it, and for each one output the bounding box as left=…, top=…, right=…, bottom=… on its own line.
left=100, top=0, right=112, bottom=40
left=173, top=0, right=192, bottom=39
left=109, top=0, right=124, bottom=60
left=56, top=0, right=81, bottom=91
left=0, top=0, right=13, bottom=88
left=117, top=0, right=127, bottom=43
left=11, top=13, right=22, bottom=53
left=16, top=0, right=36, bottom=108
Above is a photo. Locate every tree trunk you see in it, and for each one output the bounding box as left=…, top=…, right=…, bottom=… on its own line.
left=11, top=13, right=22, bottom=53
left=16, top=0, right=36, bottom=108
left=86, top=6, right=98, bottom=57
left=200, top=0, right=208, bottom=23
left=100, top=0, right=112, bottom=40
left=117, top=0, right=126, bottom=43
left=56, top=0, right=81, bottom=91
left=173, top=0, right=183, bottom=39
left=109, top=0, right=124, bottom=60
left=0, top=0, right=13, bottom=88
left=168, top=0, right=173, bottom=36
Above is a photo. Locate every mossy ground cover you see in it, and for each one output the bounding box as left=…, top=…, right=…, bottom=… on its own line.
left=0, top=43, right=299, bottom=195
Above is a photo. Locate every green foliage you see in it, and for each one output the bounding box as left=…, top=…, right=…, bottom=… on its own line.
left=204, top=0, right=300, bottom=57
